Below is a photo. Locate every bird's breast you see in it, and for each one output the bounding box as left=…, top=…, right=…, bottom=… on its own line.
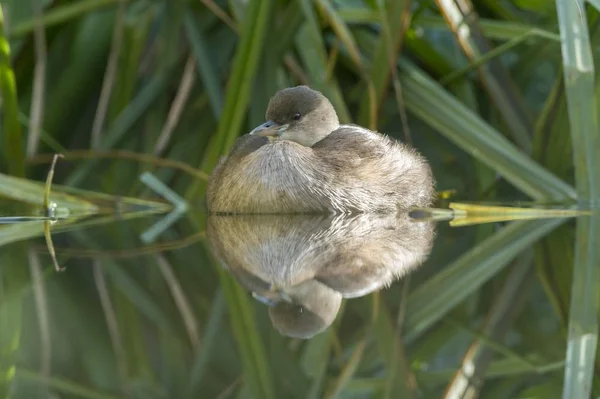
left=211, top=142, right=330, bottom=213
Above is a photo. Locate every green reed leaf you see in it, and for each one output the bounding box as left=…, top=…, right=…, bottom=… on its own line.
left=405, top=218, right=565, bottom=341
left=184, top=10, right=223, bottom=118
left=9, top=0, right=128, bottom=37
left=202, top=0, right=274, bottom=169
left=217, top=267, right=275, bottom=399
left=399, top=59, right=576, bottom=201
left=0, top=8, right=24, bottom=177
left=555, top=1, right=600, bottom=397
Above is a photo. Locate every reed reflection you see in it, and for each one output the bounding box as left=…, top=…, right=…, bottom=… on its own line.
left=207, top=213, right=435, bottom=339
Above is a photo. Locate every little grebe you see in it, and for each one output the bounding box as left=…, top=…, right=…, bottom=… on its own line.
left=207, top=86, right=434, bottom=214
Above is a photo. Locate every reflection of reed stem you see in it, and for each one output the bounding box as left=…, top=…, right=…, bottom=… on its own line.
left=28, top=250, right=51, bottom=382
left=93, top=260, right=129, bottom=392
left=156, top=254, right=201, bottom=348
left=410, top=202, right=590, bottom=227
left=34, top=230, right=206, bottom=259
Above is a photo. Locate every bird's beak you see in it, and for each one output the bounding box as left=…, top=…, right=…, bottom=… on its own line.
left=252, top=292, right=280, bottom=307
left=251, top=286, right=294, bottom=307
left=249, top=120, right=287, bottom=137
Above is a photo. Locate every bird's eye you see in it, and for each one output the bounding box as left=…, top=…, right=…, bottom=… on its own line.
left=292, top=113, right=301, bottom=121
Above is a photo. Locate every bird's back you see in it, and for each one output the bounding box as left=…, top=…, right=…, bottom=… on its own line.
left=313, top=126, right=435, bottom=212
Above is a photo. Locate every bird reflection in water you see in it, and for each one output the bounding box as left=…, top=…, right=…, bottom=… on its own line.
left=207, top=213, right=435, bottom=339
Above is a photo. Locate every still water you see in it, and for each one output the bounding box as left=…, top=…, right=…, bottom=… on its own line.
left=0, top=181, right=594, bottom=398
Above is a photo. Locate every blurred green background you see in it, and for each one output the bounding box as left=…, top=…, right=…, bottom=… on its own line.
left=0, top=0, right=599, bottom=398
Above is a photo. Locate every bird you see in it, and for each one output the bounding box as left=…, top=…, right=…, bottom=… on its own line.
left=207, top=85, right=435, bottom=214
left=206, top=212, right=435, bottom=338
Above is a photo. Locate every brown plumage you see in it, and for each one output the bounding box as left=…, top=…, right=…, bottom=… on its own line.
left=207, top=213, right=435, bottom=339
left=207, top=86, right=435, bottom=214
